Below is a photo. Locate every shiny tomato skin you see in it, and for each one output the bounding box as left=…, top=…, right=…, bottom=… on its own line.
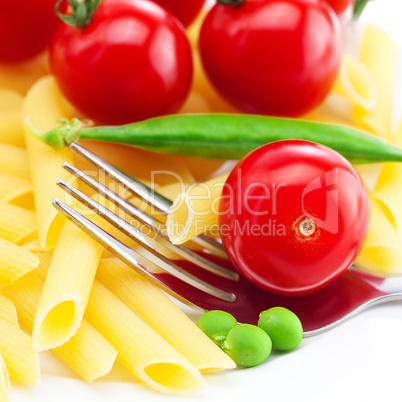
left=152, top=0, right=206, bottom=27
left=50, top=0, right=193, bottom=125
left=199, top=0, right=341, bottom=117
left=0, top=0, right=65, bottom=62
left=323, top=0, right=354, bottom=15
left=219, top=140, right=370, bottom=296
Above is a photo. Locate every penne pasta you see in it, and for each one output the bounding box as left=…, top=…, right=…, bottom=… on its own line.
left=2, top=253, right=117, bottom=382
left=0, top=237, right=39, bottom=288
left=0, top=294, right=18, bottom=328
left=167, top=173, right=229, bottom=244
left=96, top=258, right=236, bottom=373
left=0, top=172, right=33, bottom=207
left=22, top=75, right=75, bottom=249
left=0, top=203, right=37, bottom=245
left=353, top=24, right=397, bottom=139
left=0, top=354, right=10, bottom=402
left=0, top=143, right=30, bottom=180
left=85, top=280, right=204, bottom=394
left=354, top=195, right=402, bottom=276
left=32, top=219, right=103, bottom=350
left=373, top=162, right=402, bottom=232
left=0, top=53, right=49, bottom=95
left=0, top=317, right=39, bottom=385
left=331, top=54, right=376, bottom=112
left=0, top=88, right=25, bottom=147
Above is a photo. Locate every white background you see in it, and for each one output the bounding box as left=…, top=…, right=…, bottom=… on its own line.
left=13, top=1, right=402, bottom=401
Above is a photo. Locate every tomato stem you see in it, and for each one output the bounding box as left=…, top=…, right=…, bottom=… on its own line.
left=216, top=0, right=247, bottom=6
left=55, top=0, right=101, bottom=29
left=353, top=0, right=372, bottom=19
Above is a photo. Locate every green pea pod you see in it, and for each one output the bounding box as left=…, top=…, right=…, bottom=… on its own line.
left=27, top=113, right=402, bottom=164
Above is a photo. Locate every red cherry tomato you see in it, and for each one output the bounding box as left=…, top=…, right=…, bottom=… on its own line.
left=0, top=0, right=65, bottom=62
left=152, top=0, right=206, bottom=27
left=199, top=0, right=341, bottom=117
left=50, top=0, right=193, bottom=125
left=323, top=0, right=354, bottom=15
left=219, top=140, right=370, bottom=296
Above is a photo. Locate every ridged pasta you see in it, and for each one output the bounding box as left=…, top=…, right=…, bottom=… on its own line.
left=0, top=203, right=37, bottom=245
left=96, top=258, right=235, bottom=373
left=22, top=76, right=75, bottom=249
left=0, top=237, right=39, bottom=288
left=0, top=143, right=30, bottom=180
left=0, top=354, right=10, bottom=402
left=0, top=294, right=18, bottom=328
left=0, top=317, right=39, bottom=385
left=167, top=173, right=229, bottom=244
left=353, top=24, right=397, bottom=138
left=2, top=253, right=117, bottom=382
left=0, top=88, right=24, bottom=147
left=32, top=220, right=103, bottom=350
left=0, top=172, right=33, bottom=208
left=85, top=280, right=204, bottom=394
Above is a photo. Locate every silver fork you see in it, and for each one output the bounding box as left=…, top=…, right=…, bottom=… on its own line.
left=54, top=143, right=402, bottom=337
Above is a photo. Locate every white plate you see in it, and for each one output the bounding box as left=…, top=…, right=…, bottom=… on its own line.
left=13, top=1, right=402, bottom=401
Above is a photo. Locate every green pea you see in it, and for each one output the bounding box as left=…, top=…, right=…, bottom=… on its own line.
left=222, top=324, right=272, bottom=367
left=196, top=310, right=238, bottom=344
left=258, top=307, right=303, bottom=351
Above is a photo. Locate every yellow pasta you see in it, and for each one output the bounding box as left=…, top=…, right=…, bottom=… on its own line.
left=331, top=54, right=376, bottom=112
left=97, top=258, right=235, bottom=373
left=0, top=53, right=49, bottom=95
left=85, top=280, right=204, bottom=394
left=0, top=294, right=18, bottom=328
left=0, top=317, right=39, bottom=385
left=0, top=172, right=33, bottom=208
left=0, top=354, right=10, bottom=402
left=0, top=203, right=37, bottom=245
left=354, top=195, right=402, bottom=276
left=373, top=163, right=402, bottom=232
left=20, top=238, right=50, bottom=254
left=0, top=237, right=39, bottom=288
left=2, top=253, right=117, bottom=382
left=0, top=143, right=30, bottom=180
left=22, top=75, right=75, bottom=249
left=0, top=88, right=25, bottom=147
left=167, top=173, right=229, bottom=244
left=32, top=219, right=103, bottom=350
left=353, top=24, right=397, bottom=139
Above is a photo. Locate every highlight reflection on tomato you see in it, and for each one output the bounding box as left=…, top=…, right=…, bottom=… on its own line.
left=219, top=140, right=370, bottom=296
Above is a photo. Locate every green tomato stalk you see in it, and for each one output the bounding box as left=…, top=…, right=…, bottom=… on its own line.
left=353, top=0, right=373, bottom=19
left=55, top=0, right=101, bottom=29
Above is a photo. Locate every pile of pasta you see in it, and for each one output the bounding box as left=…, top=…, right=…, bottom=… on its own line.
left=0, top=16, right=401, bottom=399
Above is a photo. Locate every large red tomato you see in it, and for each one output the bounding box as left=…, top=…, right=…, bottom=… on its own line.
left=152, top=0, right=206, bottom=27
left=199, top=0, right=341, bottom=117
left=50, top=0, right=193, bottom=125
left=0, top=0, right=65, bottom=62
left=219, top=140, right=370, bottom=296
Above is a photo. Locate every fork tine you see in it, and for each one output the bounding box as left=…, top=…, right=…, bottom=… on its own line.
left=70, top=142, right=228, bottom=258
left=52, top=198, right=236, bottom=303
left=61, top=163, right=238, bottom=280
